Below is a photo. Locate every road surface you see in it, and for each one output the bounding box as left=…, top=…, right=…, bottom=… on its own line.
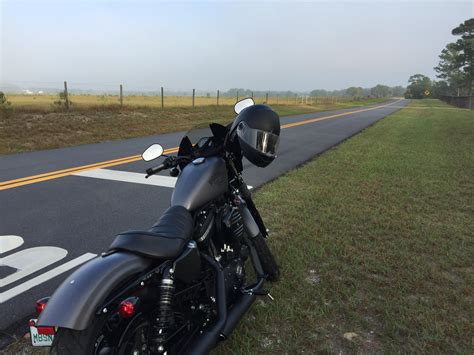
left=0, top=99, right=409, bottom=339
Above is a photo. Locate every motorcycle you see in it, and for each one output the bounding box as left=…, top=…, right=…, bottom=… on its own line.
left=36, top=98, right=280, bottom=354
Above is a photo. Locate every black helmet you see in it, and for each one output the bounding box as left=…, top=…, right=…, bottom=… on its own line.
left=230, top=104, right=280, bottom=167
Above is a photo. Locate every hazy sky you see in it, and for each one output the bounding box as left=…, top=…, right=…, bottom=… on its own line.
left=1, top=0, right=472, bottom=92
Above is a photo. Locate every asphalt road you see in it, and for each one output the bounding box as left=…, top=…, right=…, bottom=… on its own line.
left=0, top=99, right=409, bottom=335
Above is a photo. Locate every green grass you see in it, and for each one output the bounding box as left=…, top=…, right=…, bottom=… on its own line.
left=215, top=99, right=474, bottom=354
left=0, top=97, right=385, bottom=155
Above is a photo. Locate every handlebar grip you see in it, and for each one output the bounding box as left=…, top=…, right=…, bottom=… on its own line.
left=146, top=163, right=165, bottom=177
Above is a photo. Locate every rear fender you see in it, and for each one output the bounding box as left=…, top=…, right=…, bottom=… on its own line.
left=37, top=252, right=152, bottom=330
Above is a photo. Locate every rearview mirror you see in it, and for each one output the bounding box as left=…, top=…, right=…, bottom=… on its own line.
left=142, top=144, right=164, bottom=161
left=234, top=97, right=255, bottom=114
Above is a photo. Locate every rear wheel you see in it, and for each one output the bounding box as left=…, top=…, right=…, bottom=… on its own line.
left=252, top=234, right=280, bottom=282
left=50, top=315, right=151, bottom=355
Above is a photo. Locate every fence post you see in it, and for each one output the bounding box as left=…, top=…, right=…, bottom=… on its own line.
left=217, top=90, right=220, bottom=106
left=161, top=87, right=164, bottom=109
left=192, top=88, right=195, bottom=108
left=266, top=93, right=268, bottom=103
left=236, top=91, right=239, bottom=102
left=119, top=84, right=123, bottom=107
left=63, top=81, right=69, bottom=110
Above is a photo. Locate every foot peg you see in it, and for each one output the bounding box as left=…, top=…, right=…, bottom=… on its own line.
left=252, top=289, right=274, bottom=301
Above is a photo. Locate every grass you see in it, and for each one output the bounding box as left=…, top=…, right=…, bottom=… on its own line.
left=215, top=99, right=474, bottom=354
left=0, top=95, right=385, bottom=155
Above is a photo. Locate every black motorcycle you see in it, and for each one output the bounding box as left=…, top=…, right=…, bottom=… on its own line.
left=37, top=98, right=281, bottom=354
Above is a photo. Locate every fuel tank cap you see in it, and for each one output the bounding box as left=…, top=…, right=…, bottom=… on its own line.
left=192, top=157, right=206, bottom=165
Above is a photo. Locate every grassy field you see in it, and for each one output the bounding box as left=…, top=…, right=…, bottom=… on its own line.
left=6, top=94, right=364, bottom=110
left=215, top=99, right=473, bottom=354
left=0, top=96, right=385, bottom=155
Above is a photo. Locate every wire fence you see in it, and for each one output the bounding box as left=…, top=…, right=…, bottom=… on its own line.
left=3, top=82, right=370, bottom=111
left=439, top=95, right=474, bottom=110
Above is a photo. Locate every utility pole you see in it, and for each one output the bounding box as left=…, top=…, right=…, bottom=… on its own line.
left=192, top=88, right=195, bottom=108
left=217, top=90, right=220, bottom=106
left=119, top=84, right=123, bottom=107
left=266, top=93, right=268, bottom=103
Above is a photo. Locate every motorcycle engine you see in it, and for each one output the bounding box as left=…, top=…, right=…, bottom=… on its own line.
left=219, top=205, right=247, bottom=301
left=194, top=204, right=247, bottom=302
left=221, top=205, right=244, bottom=242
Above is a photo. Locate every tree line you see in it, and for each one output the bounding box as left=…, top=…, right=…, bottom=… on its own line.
left=223, top=85, right=405, bottom=99
left=406, top=18, right=473, bottom=99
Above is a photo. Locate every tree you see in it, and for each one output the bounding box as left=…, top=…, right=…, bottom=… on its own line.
left=434, top=18, right=474, bottom=97
left=405, top=74, right=432, bottom=99
left=431, top=81, right=450, bottom=97
left=435, top=42, right=465, bottom=94
left=391, top=86, right=406, bottom=97
left=370, top=84, right=391, bottom=98
left=310, top=89, right=329, bottom=97
left=345, top=87, right=363, bottom=97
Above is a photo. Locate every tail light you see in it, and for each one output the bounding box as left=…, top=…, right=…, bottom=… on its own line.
left=35, top=297, right=50, bottom=316
left=119, top=297, right=139, bottom=318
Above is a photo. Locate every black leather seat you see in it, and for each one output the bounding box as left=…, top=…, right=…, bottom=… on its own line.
left=109, top=206, right=193, bottom=259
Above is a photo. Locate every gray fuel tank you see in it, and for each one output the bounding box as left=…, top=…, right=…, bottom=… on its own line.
left=171, top=156, right=228, bottom=211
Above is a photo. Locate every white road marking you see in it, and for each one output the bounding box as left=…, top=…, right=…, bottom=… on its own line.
left=0, top=235, right=24, bottom=254
left=0, top=247, right=68, bottom=287
left=74, top=168, right=254, bottom=190
left=74, top=168, right=177, bottom=188
left=0, top=253, right=97, bottom=303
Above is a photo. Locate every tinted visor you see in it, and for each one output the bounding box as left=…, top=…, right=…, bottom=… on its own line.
left=236, top=122, right=279, bottom=157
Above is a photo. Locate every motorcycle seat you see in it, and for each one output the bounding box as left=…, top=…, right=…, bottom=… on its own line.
left=109, top=205, right=193, bottom=259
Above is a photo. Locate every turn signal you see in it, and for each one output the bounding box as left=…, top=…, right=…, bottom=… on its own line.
left=119, top=297, right=139, bottom=318
left=35, top=297, right=50, bottom=316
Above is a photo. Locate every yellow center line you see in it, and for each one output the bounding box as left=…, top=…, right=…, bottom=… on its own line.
left=0, top=99, right=402, bottom=191
left=281, top=99, right=402, bottom=129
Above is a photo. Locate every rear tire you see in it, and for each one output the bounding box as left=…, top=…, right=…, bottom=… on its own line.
left=50, top=315, right=149, bottom=354
left=253, top=234, right=280, bottom=282
left=50, top=324, right=101, bottom=354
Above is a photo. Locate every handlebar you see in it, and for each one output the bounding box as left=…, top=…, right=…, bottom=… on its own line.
left=145, top=163, right=167, bottom=178
left=145, top=156, right=191, bottom=178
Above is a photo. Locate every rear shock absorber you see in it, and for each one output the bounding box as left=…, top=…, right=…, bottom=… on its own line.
left=151, top=267, right=175, bottom=353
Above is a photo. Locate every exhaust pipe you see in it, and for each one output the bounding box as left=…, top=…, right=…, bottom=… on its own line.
left=190, top=254, right=227, bottom=354
left=190, top=242, right=266, bottom=354
left=220, top=293, right=255, bottom=340
left=220, top=278, right=264, bottom=339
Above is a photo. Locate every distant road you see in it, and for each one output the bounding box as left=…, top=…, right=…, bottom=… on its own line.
left=0, top=99, right=409, bottom=334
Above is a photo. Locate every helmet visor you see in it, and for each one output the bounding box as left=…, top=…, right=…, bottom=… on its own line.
left=236, top=122, right=280, bottom=157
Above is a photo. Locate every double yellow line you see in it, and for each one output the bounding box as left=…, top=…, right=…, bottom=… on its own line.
left=0, top=99, right=402, bottom=191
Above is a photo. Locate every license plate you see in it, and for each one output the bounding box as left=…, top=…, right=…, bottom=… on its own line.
left=29, top=319, right=54, bottom=347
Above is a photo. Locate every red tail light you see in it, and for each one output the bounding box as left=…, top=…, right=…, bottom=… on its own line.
left=119, top=297, right=139, bottom=318
left=35, top=297, right=50, bottom=316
